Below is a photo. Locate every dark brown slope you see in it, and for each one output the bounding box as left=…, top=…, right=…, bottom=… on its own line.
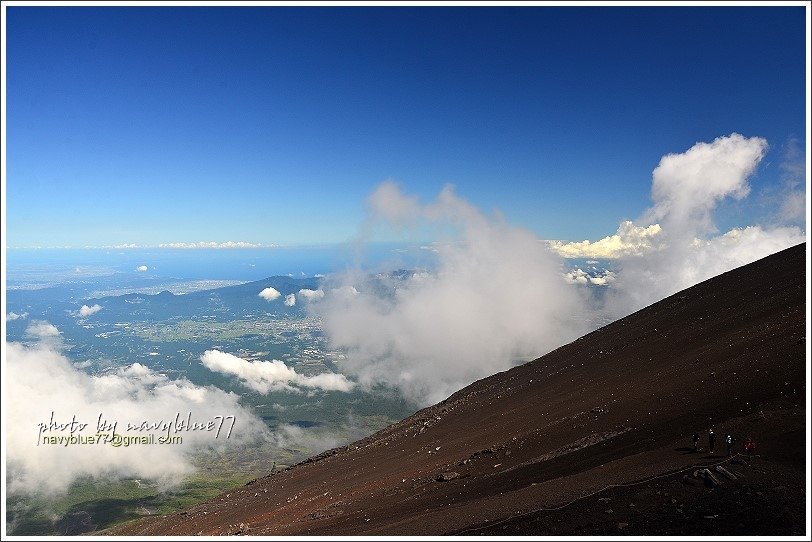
left=113, top=243, right=807, bottom=536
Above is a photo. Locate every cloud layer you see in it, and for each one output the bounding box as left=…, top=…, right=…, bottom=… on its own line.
left=200, top=350, right=354, bottom=393
left=158, top=241, right=265, bottom=249
left=313, top=182, right=589, bottom=405
left=312, top=134, right=804, bottom=406
left=6, top=326, right=269, bottom=495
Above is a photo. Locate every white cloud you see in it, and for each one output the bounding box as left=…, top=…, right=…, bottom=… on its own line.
left=25, top=321, right=60, bottom=339
left=78, top=304, right=102, bottom=317
left=313, top=184, right=588, bottom=405
left=5, top=331, right=269, bottom=496
left=6, top=312, right=29, bottom=321
left=776, top=137, right=806, bottom=223
left=548, top=222, right=663, bottom=259
left=298, top=289, right=325, bottom=301
left=136, top=265, right=148, bottom=272
left=258, top=287, right=281, bottom=301
left=284, top=294, right=296, bottom=307
left=780, top=191, right=806, bottom=223
left=200, top=350, right=354, bottom=393
left=157, top=241, right=267, bottom=249
left=367, top=180, right=423, bottom=227
left=603, top=134, right=804, bottom=316
left=644, top=133, right=768, bottom=231
left=311, top=134, right=805, bottom=406
left=564, top=268, right=616, bottom=286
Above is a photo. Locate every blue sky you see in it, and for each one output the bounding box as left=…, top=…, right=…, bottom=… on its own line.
left=4, top=6, right=808, bottom=247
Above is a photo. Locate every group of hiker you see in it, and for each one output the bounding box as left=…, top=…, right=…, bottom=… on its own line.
left=692, top=429, right=756, bottom=459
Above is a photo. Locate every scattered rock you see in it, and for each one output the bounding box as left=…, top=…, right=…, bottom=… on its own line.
left=436, top=472, right=460, bottom=482
left=617, top=522, right=628, bottom=530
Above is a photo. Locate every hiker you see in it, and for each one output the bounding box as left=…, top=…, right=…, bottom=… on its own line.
left=744, top=437, right=756, bottom=460
left=692, top=432, right=700, bottom=452
left=708, top=429, right=716, bottom=454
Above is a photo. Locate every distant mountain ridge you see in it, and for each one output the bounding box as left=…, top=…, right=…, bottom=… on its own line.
left=85, top=275, right=321, bottom=321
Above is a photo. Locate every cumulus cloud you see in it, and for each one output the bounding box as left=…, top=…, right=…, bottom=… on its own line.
left=312, top=183, right=589, bottom=405
left=136, top=265, right=148, bottom=272
left=299, top=288, right=325, bottom=301
left=284, top=294, right=296, bottom=307
left=548, top=222, right=663, bottom=259
left=258, top=287, right=281, bottom=301
left=77, top=304, right=102, bottom=317
left=5, top=329, right=269, bottom=495
left=564, top=268, right=616, bottom=286
left=25, top=320, right=60, bottom=339
left=603, top=133, right=805, bottom=316
left=200, top=350, right=354, bottom=393
left=6, top=311, right=29, bottom=321
left=644, top=133, right=767, bottom=230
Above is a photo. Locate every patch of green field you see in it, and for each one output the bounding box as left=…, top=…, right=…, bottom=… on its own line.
left=129, top=317, right=323, bottom=344
left=6, top=470, right=258, bottom=535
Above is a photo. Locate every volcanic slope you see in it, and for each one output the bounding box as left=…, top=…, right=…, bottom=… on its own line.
left=113, top=243, right=807, bottom=536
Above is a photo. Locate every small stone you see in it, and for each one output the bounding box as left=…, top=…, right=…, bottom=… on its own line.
left=617, top=522, right=628, bottom=530
left=436, top=472, right=460, bottom=482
